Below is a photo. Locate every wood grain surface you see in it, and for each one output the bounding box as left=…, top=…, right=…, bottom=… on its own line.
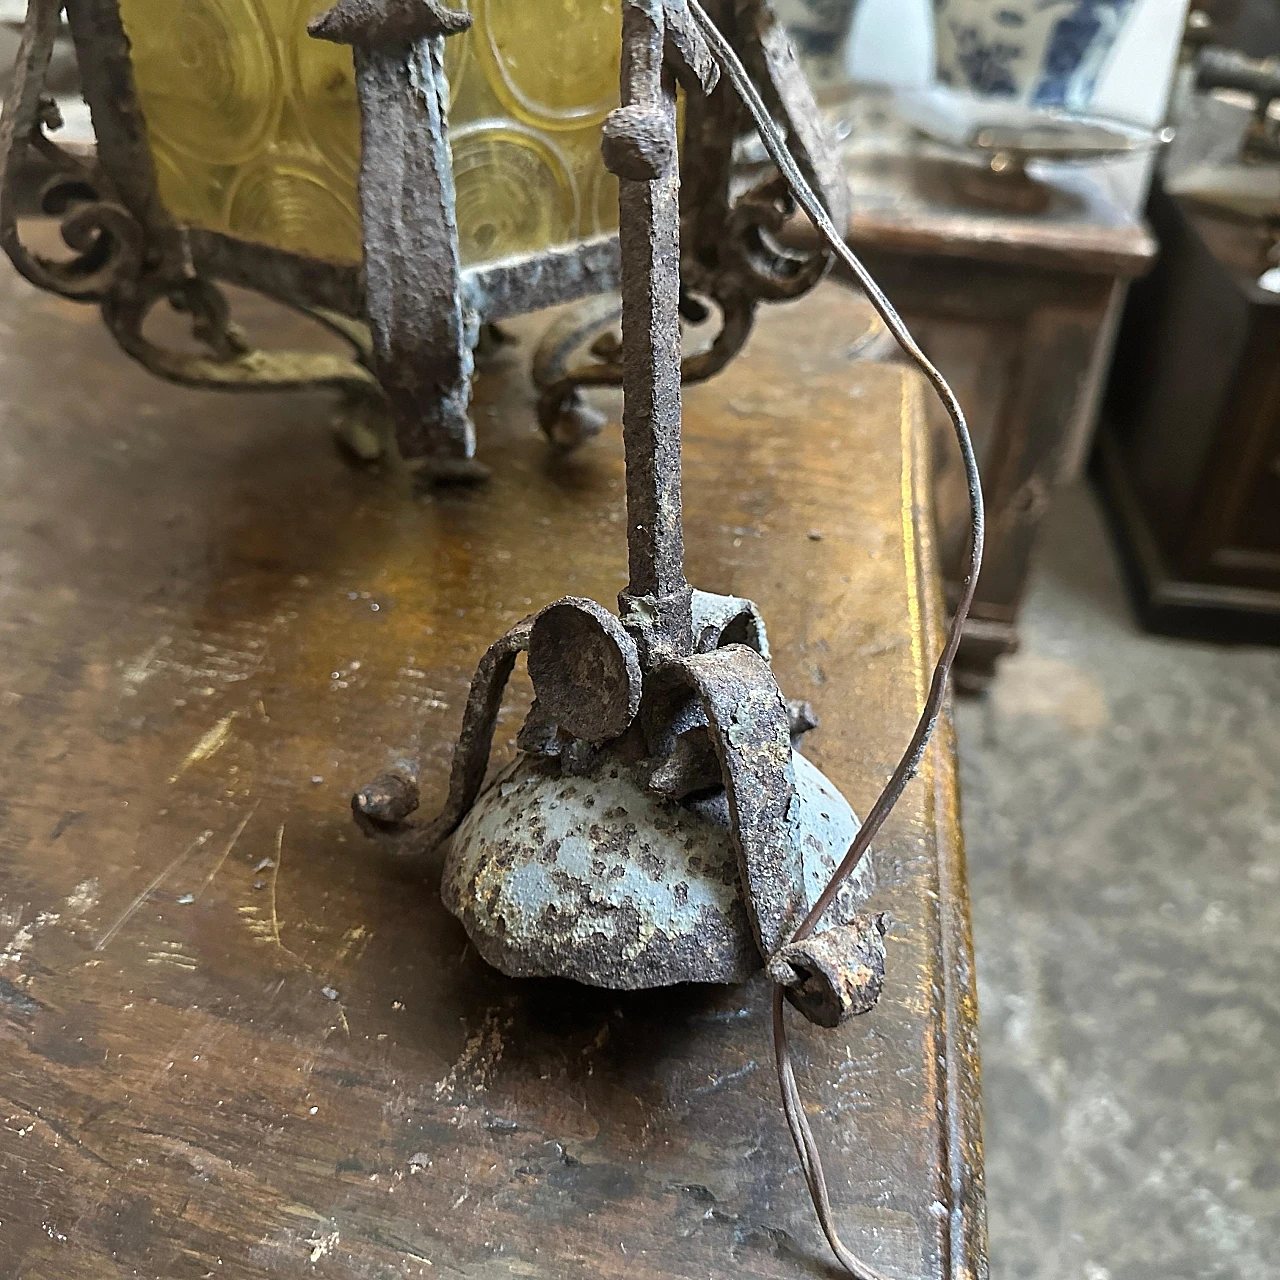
left=0, top=272, right=985, bottom=1280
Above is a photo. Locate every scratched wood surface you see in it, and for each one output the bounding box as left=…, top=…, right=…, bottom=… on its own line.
left=0, top=272, right=985, bottom=1280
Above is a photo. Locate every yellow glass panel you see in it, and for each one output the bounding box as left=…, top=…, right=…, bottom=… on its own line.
left=116, top=0, right=622, bottom=267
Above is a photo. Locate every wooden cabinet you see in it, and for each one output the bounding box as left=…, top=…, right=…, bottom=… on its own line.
left=1097, top=179, right=1280, bottom=642
left=792, top=89, right=1157, bottom=687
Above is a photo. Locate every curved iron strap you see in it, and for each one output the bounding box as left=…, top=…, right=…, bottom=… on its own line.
left=530, top=294, right=622, bottom=448
left=102, top=276, right=382, bottom=397
left=353, top=618, right=534, bottom=859
left=0, top=0, right=133, bottom=300
left=665, top=644, right=805, bottom=960
left=531, top=285, right=758, bottom=447
left=354, top=592, right=652, bottom=858
left=303, top=307, right=376, bottom=366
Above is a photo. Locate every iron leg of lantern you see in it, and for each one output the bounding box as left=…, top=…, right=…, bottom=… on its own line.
left=310, top=2, right=486, bottom=482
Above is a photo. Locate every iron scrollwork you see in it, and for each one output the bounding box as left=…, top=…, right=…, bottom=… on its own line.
left=0, top=0, right=384, bottom=426
left=1, top=0, right=846, bottom=472
left=531, top=0, right=848, bottom=449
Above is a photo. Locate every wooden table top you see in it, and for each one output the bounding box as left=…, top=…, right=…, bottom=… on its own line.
left=0, top=274, right=985, bottom=1280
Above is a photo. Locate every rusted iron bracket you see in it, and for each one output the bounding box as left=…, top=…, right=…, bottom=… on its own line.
left=1, top=0, right=844, bottom=474
left=666, top=645, right=804, bottom=958
left=353, top=616, right=532, bottom=855
left=310, top=0, right=485, bottom=481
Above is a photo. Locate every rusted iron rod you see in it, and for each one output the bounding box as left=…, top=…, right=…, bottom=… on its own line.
left=609, top=0, right=693, bottom=662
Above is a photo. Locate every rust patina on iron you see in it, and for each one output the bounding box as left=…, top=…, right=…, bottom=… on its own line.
left=0, top=0, right=843, bottom=476
left=346, top=0, right=878, bottom=1013
left=352, top=3, right=986, bottom=1276
left=352, top=0, right=895, bottom=1073
left=441, top=747, right=868, bottom=989
left=310, top=0, right=485, bottom=481
left=769, top=914, right=889, bottom=1028
left=355, top=589, right=872, bottom=989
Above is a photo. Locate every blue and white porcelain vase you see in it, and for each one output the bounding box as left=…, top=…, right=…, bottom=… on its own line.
left=933, top=0, right=1138, bottom=111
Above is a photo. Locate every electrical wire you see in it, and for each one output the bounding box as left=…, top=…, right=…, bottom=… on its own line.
left=686, top=4, right=986, bottom=1275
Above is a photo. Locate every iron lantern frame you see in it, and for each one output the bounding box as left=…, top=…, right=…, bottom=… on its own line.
left=0, top=0, right=846, bottom=476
